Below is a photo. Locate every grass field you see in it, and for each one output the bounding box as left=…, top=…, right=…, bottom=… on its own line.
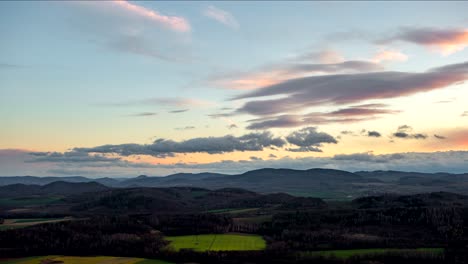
left=165, top=233, right=266, bottom=252
left=299, top=248, right=444, bottom=259
left=0, top=217, right=72, bottom=231
left=0, top=256, right=173, bottom=264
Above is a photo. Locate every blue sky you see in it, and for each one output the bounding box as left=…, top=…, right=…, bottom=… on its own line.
left=1, top=1, right=468, bottom=176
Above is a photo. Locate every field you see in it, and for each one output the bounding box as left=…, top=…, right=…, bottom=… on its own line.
left=299, top=248, right=444, bottom=259
left=165, top=233, right=266, bottom=252
left=0, top=256, right=173, bottom=264
left=0, top=217, right=72, bottom=231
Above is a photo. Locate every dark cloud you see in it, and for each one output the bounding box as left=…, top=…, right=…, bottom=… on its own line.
left=286, top=127, right=337, bottom=152
left=169, top=109, right=189, bottom=113
left=175, top=126, right=195, bottom=130
left=129, top=112, right=157, bottom=117
left=333, top=152, right=398, bottom=163
left=379, top=27, right=468, bottom=54
left=434, top=134, right=446, bottom=139
left=249, top=156, right=262, bottom=161
left=367, top=131, right=381, bottom=137
left=392, top=126, right=427, bottom=139
left=74, top=132, right=286, bottom=157
left=28, top=151, right=121, bottom=163
left=268, top=154, right=277, bottom=158
left=227, top=124, right=238, bottom=129
left=234, top=61, right=468, bottom=119
left=245, top=105, right=398, bottom=129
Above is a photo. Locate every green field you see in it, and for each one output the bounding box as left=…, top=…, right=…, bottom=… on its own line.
left=0, top=256, right=173, bottom=264
left=299, top=248, right=444, bottom=259
left=165, top=233, right=266, bottom=252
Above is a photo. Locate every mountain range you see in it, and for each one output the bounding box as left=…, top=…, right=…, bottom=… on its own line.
left=2, top=168, right=468, bottom=199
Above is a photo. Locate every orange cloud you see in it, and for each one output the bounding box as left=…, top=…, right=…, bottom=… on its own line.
left=372, top=48, right=408, bottom=63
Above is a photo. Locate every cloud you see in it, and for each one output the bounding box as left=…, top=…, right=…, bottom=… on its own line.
left=285, top=127, right=337, bottom=152
left=28, top=151, right=121, bottom=163
left=368, top=131, right=382, bottom=137
left=434, top=134, right=446, bottom=140
left=333, top=152, right=403, bottom=163
left=175, top=126, right=196, bottom=131
left=6, top=148, right=468, bottom=176
left=129, top=112, right=157, bottom=117
left=234, top=61, right=468, bottom=120
left=245, top=104, right=399, bottom=129
left=381, top=27, right=468, bottom=55
left=104, top=97, right=212, bottom=108
left=169, top=109, right=189, bottom=113
left=294, top=49, right=344, bottom=64
left=268, top=154, right=277, bottom=158
left=70, top=1, right=190, bottom=62
left=203, top=5, right=239, bottom=30
left=110, top=0, right=190, bottom=32
left=211, top=60, right=383, bottom=90
left=371, top=48, right=408, bottom=63
left=227, top=124, right=238, bottom=129
left=392, top=125, right=427, bottom=139
left=462, top=111, right=468, bottom=117
left=74, top=131, right=286, bottom=157
left=150, top=151, right=468, bottom=175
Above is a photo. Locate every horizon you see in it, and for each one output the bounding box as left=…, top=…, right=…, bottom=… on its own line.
left=1, top=1, right=468, bottom=176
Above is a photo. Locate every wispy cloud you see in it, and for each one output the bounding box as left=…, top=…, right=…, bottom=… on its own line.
left=104, top=97, right=213, bottom=108
left=203, top=5, right=239, bottom=30
left=169, top=109, right=189, bottom=113
left=245, top=105, right=399, bottom=129
left=233, top=61, right=468, bottom=120
left=371, top=48, right=408, bottom=63
left=381, top=27, right=468, bottom=55
left=111, top=0, right=190, bottom=32
left=129, top=112, right=157, bottom=117
left=71, top=1, right=191, bottom=62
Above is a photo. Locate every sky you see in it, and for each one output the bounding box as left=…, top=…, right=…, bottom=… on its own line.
left=1, top=1, right=468, bottom=177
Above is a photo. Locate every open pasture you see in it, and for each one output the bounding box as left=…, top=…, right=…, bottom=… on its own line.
left=165, top=233, right=266, bottom=252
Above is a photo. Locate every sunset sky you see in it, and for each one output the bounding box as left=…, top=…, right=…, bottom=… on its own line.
left=1, top=1, right=468, bottom=176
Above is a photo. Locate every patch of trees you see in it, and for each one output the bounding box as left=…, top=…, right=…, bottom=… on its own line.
left=0, top=216, right=167, bottom=257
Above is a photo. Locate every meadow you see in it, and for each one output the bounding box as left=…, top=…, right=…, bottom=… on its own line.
left=165, top=233, right=266, bottom=252
left=0, top=256, right=173, bottom=264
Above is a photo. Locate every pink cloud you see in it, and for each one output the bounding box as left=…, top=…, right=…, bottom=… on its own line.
left=203, top=5, right=239, bottom=30
left=111, top=0, right=190, bottom=32
left=372, top=48, right=408, bottom=63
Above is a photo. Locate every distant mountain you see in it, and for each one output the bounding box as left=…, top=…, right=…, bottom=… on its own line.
left=2, top=168, right=468, bottom=199
left=0, top=181, right=110, bottom=198
left=67, top=186, right=326, bottom=214
left=353, top=191, right=468, bottom=209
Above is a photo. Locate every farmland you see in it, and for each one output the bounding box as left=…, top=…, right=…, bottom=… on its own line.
left=165, top=233, right=266, bottom=252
